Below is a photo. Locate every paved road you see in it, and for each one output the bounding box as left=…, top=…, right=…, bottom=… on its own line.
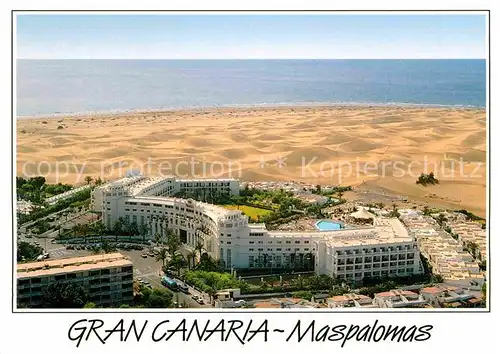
left=122, top=249, right=212, bottom=308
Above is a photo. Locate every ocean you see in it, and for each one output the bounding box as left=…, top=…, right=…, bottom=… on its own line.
left=16, top=59, right=486, bottom=117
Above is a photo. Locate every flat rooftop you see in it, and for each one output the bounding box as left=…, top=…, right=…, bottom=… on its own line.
left=268, top=218, right=413, bottom=246
left=129, top=195, right=244, bottom=220
left=17, top=253, right=132, bottom=279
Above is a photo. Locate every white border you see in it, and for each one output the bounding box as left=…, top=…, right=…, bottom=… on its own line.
left=2, top=3, right=496, bottom=354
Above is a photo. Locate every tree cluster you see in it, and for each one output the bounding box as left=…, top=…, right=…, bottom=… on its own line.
left=416, top=172, right=439, bottom=186
left=17, top=241, right=44, bottom=262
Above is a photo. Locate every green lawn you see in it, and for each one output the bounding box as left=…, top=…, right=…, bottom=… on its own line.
left=220, top=204, right=272, bottom=221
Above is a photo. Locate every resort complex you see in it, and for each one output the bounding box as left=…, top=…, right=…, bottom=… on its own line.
left=91, top=175, right=423, bottom=280
left=16, top=174, right=487, bottom=309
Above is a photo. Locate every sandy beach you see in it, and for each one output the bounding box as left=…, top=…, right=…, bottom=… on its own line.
left=16, top=106, right=487, bottom=217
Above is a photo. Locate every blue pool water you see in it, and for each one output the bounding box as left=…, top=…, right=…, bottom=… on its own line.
left=316, top=220, right=343, bottom=231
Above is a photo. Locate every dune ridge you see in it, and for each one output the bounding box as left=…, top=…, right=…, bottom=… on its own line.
left=17, top=106, right=487, bottom=216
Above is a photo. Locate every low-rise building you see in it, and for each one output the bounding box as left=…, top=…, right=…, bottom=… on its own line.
left=420, top=284, right=477, bottom=308
left=374, top=289, right=427, bottom=308
left=17, top=253, right=134, bottom=308
left=327, top=293, right=377, bottom=308
left=252, top=297, right=318, bottom=309
left=446, top=220, right=487, bottom=261
left=401, top=213, right=482, bottom=281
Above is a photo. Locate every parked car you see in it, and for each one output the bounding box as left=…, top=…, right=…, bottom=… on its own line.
left=192, top=295, right=204, bottom=304
left=66, top=245, right=74, bottom=250
left=141, top=254, right=148, bottom=258
left=147, top=252, right=155, bottom=257
left=178, top=282, right=189, bottom=294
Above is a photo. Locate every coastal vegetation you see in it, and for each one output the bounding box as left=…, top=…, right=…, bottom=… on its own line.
left=311, top=185, right=352, bottom=198
left=17, top=188, right=91, bottom=224
left=455, top=209, right=486, bottom=223
left=42, top=282, right=89, bottom=308
left=16, top=176, right=73, bottom=204
left=133, top=286, right=174, bottom=308
left=184, top=270, right=248, bottom=296
left=416, top=172, right=439, bottom=186
left=17, top=241, right=44, bottom=262
left=220, top=204, right=272, bottom=222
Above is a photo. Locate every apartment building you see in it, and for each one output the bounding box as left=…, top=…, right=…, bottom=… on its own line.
left=17, top=253, right=134, bottom=308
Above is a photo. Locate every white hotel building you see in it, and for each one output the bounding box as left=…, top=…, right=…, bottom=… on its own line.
left=92, top=176, right=423, bottom=280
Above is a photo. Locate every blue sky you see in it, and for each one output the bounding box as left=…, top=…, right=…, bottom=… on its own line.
left=16, top=14, right=487, bottom=59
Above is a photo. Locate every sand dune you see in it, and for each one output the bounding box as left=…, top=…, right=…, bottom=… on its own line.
left=339, top=138, right=385, bottom=152
left=16, top=106, right=487, bottom=216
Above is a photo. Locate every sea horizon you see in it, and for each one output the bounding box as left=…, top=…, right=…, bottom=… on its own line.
left=16, top=59, right=486, bottom=117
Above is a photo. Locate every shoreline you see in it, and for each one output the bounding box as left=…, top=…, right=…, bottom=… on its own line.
left=16, top=101, right=486, bottom=120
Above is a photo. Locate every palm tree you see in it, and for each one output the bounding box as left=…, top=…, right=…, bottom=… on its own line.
left=154, top=233, right=162, bottom=245
left=186, top=251, right=197, bottom=270
left=122, top=218, right=131, bottom=237
left=337, top=191, right=344, bottom=200
left=290, top=252, right=297, bottom=271
left=129, top=221, right=139, bottom=237
left=81, top=223, right=89, bottom=244
left=84, top=176, right=93, bottom=185
left=262, top=253, right=269, bottom=268
left=165, top=230, right=181, bottom=259
left=194, top=241, right=204, bottom=264
left=170, top=254, right=187, bottom=277
left=156, top=248, right=169, bottom=268
left=305, top=252, right=315, bottom=271
left=90, top=221, right=103, bottom=236
left=115, top=218, right=125, bottom=234
left=139, top=223, right=149, bottom=242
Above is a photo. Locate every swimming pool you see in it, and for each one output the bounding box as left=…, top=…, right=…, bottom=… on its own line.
left=315, top=220, right=343, bottom=231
